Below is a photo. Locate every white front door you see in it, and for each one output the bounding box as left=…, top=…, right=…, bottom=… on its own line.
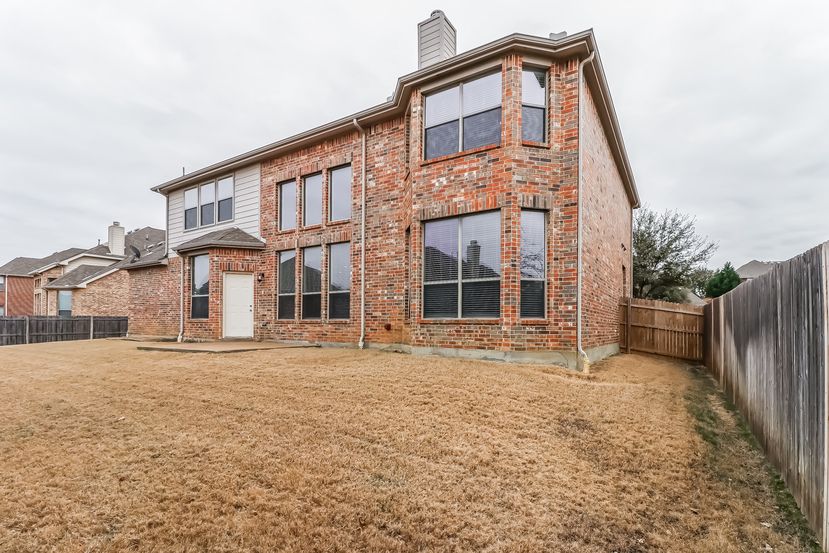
left=223, top=273, right=254, bottom=338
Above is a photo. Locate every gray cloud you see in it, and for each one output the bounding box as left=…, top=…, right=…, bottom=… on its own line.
left=1, top=0, right=827, bottom=268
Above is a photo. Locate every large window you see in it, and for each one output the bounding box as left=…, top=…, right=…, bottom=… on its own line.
left=424, top=72, right=502, bottom=160
left=303, top=173, right=323, bottom=227
left=328, top=242, right=351, bottom=319
left=329, top=165, right=352, bottom=222
left=522, top=69, right=547, bottom=142
left=277, top=250, right=296, bottom=320
left=423, top=211, right=501, bottom=318
left=184, top=176, right=234, bottom=230
left=302, top=246, right=322, bottom=319
left=520, top=210, right=546, bottom=318
left=58, top=290, right=72, bottom=318
left=191, top=254, right=209, bottom=319
left=279, top=180, right=296, bottom=231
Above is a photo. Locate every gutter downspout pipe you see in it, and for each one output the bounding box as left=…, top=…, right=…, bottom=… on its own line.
left=177, top=254, right=184, bottom=343
left=576, top=51, right=595, bottom=372
left=352, top=118, right=367, bottom=349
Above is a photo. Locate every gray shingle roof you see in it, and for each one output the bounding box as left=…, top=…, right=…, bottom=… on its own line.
left=123, top=247, right=169, bottom=270
left=43, top=264, right=118, bottom=289
left=25, top=248, right=88, bottom=274
left=173, top=228, right=265, bottom=253
left=736, top=260, right=777, bottom=280
left=0, top=257, right=44, bottom=276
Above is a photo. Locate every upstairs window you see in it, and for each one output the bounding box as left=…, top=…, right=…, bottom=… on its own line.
left=423, top=211, right=501, bottom=318
left=522, top=69, right=547, bottom=142
left=277, top=250, right=296, bottom=319
left=279, top=180, right=296, bottom=231
left=0, top=275, right=4, bottom=292
left=184, top=188, right=198, bottom=230
left=328, top=242, right=351, bottom=319
left=58, top=290, right=72, bottom=318
left=184, top=175, right=234, bottom=230
left=302, top=246, right=322, bottom=319
left=520, top=210, right=546, bottom=318
left=329, top=165, right=352, bottom=222
left=424, top=71, right=502, bottom=160
left=303, top=173, right=323, bottom=227
left=191, top=255, right=209, bottom=319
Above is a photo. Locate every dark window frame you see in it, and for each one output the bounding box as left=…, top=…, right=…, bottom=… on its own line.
left=521, top=67, right=548, bottom=143
left=328, top=164, right=352, bottom=223
left=423, top=70, right=503, bottom=160
left=278, top=179, right=297, bottom=231
left=301, top=246, right=322, bottom=320
left=277, top=250, right=296, bottom=320
left=328, top=242, right=351, bottom=320
left=520, top=210, right=547, bottom=319
left=302, top=173, right=323, bottom=228
left=190, top=254, right=210, bottom=320
left=183, top=174, right=235, bottom=232
left=422, top=210, right=502, bottom=319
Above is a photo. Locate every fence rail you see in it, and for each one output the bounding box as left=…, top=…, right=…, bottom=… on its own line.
left=703, top=242, right=829, bottom=549
left=619, top=297, right=704, bottom=361
left=0, top=316, right=128, bottom=346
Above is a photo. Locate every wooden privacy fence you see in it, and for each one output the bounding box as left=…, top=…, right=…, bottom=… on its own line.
left=0, top=316, right=128, bottom=346
left=619, top=298, right=704, bottom=361
left=703, top=242, right=829, bottom=550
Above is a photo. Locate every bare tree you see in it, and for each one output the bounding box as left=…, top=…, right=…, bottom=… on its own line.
left=633, top=207, right=716, bottom=302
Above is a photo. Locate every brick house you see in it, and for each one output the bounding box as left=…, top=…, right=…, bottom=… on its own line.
left=129, top=13, right=640, bottom=368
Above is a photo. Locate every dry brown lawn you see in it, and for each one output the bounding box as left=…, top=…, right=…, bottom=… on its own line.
left=0, top=340, right=817, bottom=552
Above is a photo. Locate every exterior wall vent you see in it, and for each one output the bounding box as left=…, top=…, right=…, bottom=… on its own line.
left=417, top=10, right=457, bottom=69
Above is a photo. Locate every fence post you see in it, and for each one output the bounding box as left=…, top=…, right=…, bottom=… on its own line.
left=626, top=298, right=632, bottom=354
left=89, top=316, right=94, bottom=340
left=24, top=316, right=29, bottom=344
left=821, top=243, right=829, bottom=551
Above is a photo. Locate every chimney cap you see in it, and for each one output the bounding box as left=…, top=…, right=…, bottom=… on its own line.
left=112, top=221, right=120, bottom=226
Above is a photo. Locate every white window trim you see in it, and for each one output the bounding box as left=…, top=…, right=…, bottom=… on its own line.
left=190, top=255, right=210, bottom=319
left=302, top=173, right=323, bottom=228
left=327, top=165, right=352, bottom=224
left=278, top=179, right=297, bottom=231
left=277, top=250, right=296, bottom=320
left=327, top=242, right=351, bottom=320
left=301, top=246, right=322, bottom=320
left=183, top=174, right=235, bottom=233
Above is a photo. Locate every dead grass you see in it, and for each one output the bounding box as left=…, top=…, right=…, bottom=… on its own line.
left=0, top=340, right=817, bottom=552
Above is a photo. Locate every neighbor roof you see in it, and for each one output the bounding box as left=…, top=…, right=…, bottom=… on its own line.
left=152, top=30, right=639, bottom=208
left=173, top=228, right=265, bottom=253
left=123, top=247, right=169, bottom=270
left=43, top=264, right=118, bottom=290
left=736, top=260, right=777, bottom=280
left=0, top=256, right=44, bottom=277
left=26, top=248, right=88, bottom=275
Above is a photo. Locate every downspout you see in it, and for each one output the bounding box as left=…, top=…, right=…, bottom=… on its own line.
left=352, top=118, right=367, bottom=349
left=576, top=51, right=595, bottom=372
left=177, top=255, right=184, bottom=342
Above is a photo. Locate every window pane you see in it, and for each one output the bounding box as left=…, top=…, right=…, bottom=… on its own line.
left=462, top=108, right=501, bottom=150
left=462, top=211, right=501, bottom=280
left=329, top=242, right=350, bottom=291
left=424, top=218, right=458, bottom=282
left=58, top=290, right=72, bottom=311
left=200, top=203, right=214, bottom=226
left=279, top=181, right=296, bottom=230
left=462, top=280, right=500, bottom=318
left=462, top=72, right=501, bottom=115
left=329, top=165, right=352, bottom=221
left=303, top=173, right=322, bottom=226
left=302, top=246, right=321, bottom=293
left=522, top=69, right=546, bottom=106
left=200, top=182, right=215, bottom=203
left=278, top=250, right=295, bottom=294
left=425, top=86, right=460, bottom=127
left=520, top=211, right=545, bottom=279
left=192, top=255, right=209, bottom=296
left=217, top=177, right=233, bottom=200
left=278, top=295, right=295, bottom=320
left=424, top=120, right=459, bottom=160
left=329, top=292, right=350, bottom=319
left=217, top=198, right=233, bottom=222
left=522, top=106, right=545, bottom=142
left=520, top=280, right=545, bottom=318
left=184, top=188, right=198, bottom=209
left=302, top=294, right=321, bottom=319
left=191, top=296, right=209, bottom=319
left=185, top=208, right=197, bottom=230
left=424, top=283, right=458, bottom=318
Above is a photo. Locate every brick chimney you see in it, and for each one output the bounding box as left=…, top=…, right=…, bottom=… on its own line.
left=108, top=221, right=125, bottom=256
left=418, top=10, right=456, bottom=69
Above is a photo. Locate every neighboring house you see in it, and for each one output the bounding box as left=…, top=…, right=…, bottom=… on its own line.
left=679, top=287, right=707, bottom=306
left=39, top=223, right=165, bottom=317
left=0, top=256, right=44, bottom=316
left=129, top=13, right=640, bottom=367
left=736, top=260, right=777, bottom=283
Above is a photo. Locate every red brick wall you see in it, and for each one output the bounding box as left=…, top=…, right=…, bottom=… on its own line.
left=72, top=270, right=130, bottom=317
left=581, top=86, right=633, bottom=349
left=2, top=276, right=34, bottom=315
left=128, top=262, right=180, bottom=337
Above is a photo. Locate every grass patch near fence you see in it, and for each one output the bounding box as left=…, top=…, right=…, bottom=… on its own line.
left=685, top=366, right=821, bottom=553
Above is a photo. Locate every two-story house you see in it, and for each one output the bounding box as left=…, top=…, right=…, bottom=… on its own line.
left=128, top=12, right=640, bottom=368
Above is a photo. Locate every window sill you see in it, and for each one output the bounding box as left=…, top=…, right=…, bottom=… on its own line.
left=518, top=318, right=548, bottom=325
left=301, top=224, right=324, bottom=232
left=416, top=318, right=501, bottom=325
left=420, top=143, right=501, bottom=167
left=326, top=219, right=352, bottom=227
left=522, top=140, right=549, bottom=149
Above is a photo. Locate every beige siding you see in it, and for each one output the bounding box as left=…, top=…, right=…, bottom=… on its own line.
left=167, top=163, right=261, bottom=257
left=65, top=256, right=118, bottom=273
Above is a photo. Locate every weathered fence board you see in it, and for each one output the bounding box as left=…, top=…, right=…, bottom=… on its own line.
left=703, top=242, right=828, bottom=549
left=0, top=316, right=128, bottom=346
left=619, top=298, right=704, bottom=361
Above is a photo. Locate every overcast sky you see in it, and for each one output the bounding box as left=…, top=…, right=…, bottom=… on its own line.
left=1, top=0, right=826, bottom=268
